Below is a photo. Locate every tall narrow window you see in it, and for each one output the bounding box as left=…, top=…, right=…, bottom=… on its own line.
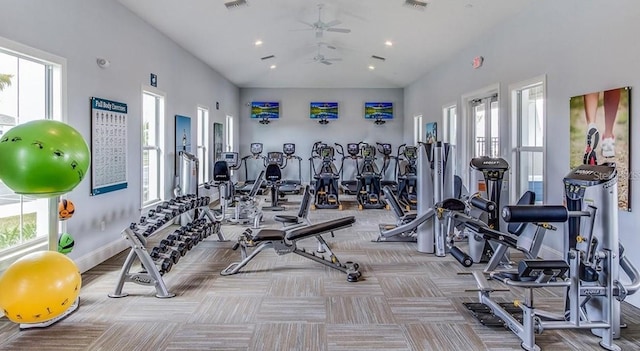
left=225, top=115, right=234, bottom=151
left=413, top=115, right=423, bottom=145
left=196, top=106, right=210, bottom=185
left=512, top=78, right=545, bottom=203
left=142, top=89, right=164, bottom=206
left=443, top=105, right=457, bottom=145
left=471, top=95, right=499, bottom=157
left=0, top=37, right=64, bottom=265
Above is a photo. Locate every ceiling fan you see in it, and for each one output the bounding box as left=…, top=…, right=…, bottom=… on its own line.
left=308, top=43, right=342, bottom=65
left=299, top=4, right=351, bottom=39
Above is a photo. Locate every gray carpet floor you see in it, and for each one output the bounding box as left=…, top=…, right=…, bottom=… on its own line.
left=1, top=194, right=639, bottom=350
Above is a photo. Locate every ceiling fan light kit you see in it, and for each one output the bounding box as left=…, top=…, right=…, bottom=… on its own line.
left=404, top=0, right=428, bottom=10
left=224, top=0, right=248, bottom=10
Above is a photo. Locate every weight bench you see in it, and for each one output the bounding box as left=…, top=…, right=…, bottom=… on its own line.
left=221, top=216, right=361, bottom=282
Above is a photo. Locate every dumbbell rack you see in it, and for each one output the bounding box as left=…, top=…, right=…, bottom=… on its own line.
left=109, top=195, right=226, bottom=298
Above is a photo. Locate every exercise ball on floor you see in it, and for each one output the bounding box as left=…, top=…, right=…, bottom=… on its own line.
left=0, top=251, right=82, bottom=324
left=0, top=119, right=90, bottom=197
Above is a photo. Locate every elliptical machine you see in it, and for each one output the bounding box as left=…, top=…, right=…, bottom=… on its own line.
left=309, top=142, right=342, bottom=210
left=396, top=144, right=418, bottom=210
left=337, top=142, right=361, bottom=195
left=356, top=143, right=386, bottom=210
left=376, top=142, right=398, bottom=193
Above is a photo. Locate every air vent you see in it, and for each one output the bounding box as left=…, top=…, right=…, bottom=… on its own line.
left=371, top=55, right=386, bottom=62
left=225, top=0, right=248, bottom=9
left=261, top=55, right=275, bottom=61
left=404, top=0, right=428, bottom=9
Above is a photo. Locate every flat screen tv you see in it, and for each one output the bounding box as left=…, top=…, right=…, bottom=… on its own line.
left=310, top=102, right=339, bottom=119
left=251, top=101, right=280, bottom=119
left=364, top=102, right=393, bottom=120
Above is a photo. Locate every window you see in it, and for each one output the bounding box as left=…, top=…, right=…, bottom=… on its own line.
left=142, top=89, right=165, bottom=206
left=196, top=106, right=210, bottom=185
left=443, top=104, right=457, bottom=145
left=511, top=77, right=545, bottom=203
left=413, top=115, right=423, bottom=145
left=225, top=115, right=234, bottom=151
left=470, top=95, right=499, bottom=157
left=0, top=37, right=64, bottom=267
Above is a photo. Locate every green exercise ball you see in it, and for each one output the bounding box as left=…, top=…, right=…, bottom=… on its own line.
left=0, top=120, right=90, bottom=197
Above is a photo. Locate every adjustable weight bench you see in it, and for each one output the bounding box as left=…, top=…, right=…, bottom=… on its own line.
left=221, top=216, right=361, bottom=282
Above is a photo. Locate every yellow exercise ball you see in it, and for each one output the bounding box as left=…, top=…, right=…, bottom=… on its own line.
left=0, top=251, right=81, bottom=324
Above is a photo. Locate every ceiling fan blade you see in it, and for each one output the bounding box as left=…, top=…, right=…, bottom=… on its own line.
left=326, top=28, right=351, bottom=33
left=298, top=20, right=315, bottom=28
left=326, top=58, right=342, bottom=62
left=320, top=60, right=333, bottom=65
left=318, top=42, right=337, bottom=50
left=324, top=20, right=342, bottom=27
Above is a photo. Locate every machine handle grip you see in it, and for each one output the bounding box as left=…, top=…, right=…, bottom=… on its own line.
left=469, top=195, right=496, bottom=212
left=502, top=205, right=568, bottom=223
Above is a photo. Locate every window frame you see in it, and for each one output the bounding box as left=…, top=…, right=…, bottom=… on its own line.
left=141, top=86, right=165, bottom=208
left=0, top=35, right=66, bottom=268
left=413, top=114, right=423, bottom=145
left=510, top=75, right=546, bottom=204
left=196, top=105, right=210, bottom=185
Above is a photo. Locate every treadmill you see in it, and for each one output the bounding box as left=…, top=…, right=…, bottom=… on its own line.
left=278, top=143, right=302, bottom=195
left=236, top=142, right=265, bottom=194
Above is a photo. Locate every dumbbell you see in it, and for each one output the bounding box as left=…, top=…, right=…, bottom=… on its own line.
left=141, top=256, right=173, bottom=275
left=182, top=223, right=207, bottom=239
left=130, top=222, right=157, bottom=237
left=150, top=246, right=181, bottom=264
left=172, top=228, right=202, bottom=245
left=169, top=198, right=193, bottom=211
left=156, top=204, right=180, bottom=218
left=159, top=238, right=189, bottom=256
left=165, top=232, right=195, bottom=249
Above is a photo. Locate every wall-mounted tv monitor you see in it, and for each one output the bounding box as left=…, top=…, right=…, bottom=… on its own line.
left=251, top=101, right=280, bottom=119
left=364, top=102, right=393, bottom=120
left=310, top=102, right=339, bottom=119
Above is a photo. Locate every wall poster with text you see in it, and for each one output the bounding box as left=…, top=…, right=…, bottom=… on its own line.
left=90, top=97, right=128, bottom=196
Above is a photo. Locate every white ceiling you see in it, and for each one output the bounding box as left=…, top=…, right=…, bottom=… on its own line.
left=118, top=0, right=533, bottom=88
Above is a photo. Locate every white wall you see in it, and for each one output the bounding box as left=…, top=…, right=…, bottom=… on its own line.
left=404, top=0, right=640, bottom=306
left=239, top=88, right=404, bottom=183
left=0, top=0, right=239, bottom=271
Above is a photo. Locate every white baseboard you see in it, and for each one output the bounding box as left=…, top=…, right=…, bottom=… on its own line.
left=75, top=239, right=128, bottom=273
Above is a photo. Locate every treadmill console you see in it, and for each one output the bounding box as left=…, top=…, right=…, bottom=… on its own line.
left=283, top=143, right=296, bottom=156
left=250, top=142, right=263, bottom=155
left=362, top=145, right=376, bottom=159
left=220, top=152, right=239, bottom=168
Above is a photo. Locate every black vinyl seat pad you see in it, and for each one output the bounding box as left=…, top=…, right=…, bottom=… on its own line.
left=287, top=216, right=355, bottom=241
left=250, top=216, right=356, bottom=242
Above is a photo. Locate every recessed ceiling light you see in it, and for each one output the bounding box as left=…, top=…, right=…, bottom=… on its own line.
left=385, top=41, right=393, bottom=47
left=270, top=64, right=277, bottom=69
left=368, top=65, right=375, bottom=70
left=255, top=40, right=263, bottom=46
